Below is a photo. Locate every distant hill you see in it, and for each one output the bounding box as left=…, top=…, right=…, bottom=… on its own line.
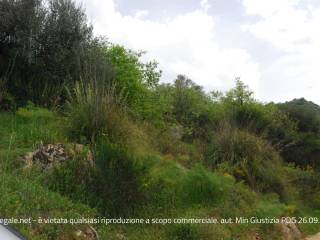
left=279, top=98, right=320, bottom=134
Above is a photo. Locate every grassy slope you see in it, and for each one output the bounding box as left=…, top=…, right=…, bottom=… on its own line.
left=0, top=108, right=97, bottom=239
left=0, top=107, right=319, bottom=239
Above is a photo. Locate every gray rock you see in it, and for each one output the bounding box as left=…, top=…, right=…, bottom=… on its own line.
left=23, top=143, right=69, bottom=170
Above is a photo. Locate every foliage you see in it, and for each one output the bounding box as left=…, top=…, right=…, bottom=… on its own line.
left=0, top=172, right=97, bottom=240
left=1, top=104, right=320, bottom=238
left=223, top=78, right=255, bottom=105
left=229, top=102, right=297, bottom=139
left=152, top=75, right=219, bottom=143
left=65, top=80, right=153, bottom=156
left=278, top=98, right=320, bottom=168
left=105, top=44, right=161, bottom=112
left=65, top=80, right=121, bottom=143
left=287, top=165, right=320, bottom=207
left=145, top=160, right=233, bottom=211
left=43, top=151, right=97, bottom=206
left=0, top=0, right=93, bottom=106
left=181, top=166, right=230, bottom=206
left=2, top=1, right=320, bottom=238
left=205, top=125, right=289, bottom=199
left=172, top=75, right=214, bottom=140
left=279, top=98, right=320, bottom=134
left=93, top=140, right=148, bottom=216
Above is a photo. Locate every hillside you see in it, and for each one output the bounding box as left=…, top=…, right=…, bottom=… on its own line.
left=279, top=98, right=320, bottom=134
left=1, top=0, right=320, bottom=239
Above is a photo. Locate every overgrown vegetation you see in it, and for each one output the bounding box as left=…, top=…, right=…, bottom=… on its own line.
left=1, top=0, right=320, bottom=239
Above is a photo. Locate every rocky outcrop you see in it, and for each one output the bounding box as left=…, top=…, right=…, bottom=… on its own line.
left=24, top=143, right=69, bottom=170
left=23, top=143, right=93, bottom=170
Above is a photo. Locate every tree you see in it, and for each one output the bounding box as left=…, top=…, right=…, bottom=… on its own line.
left=170, top=75, right=215, bottom=142
left=105, top=44, right=161, bottom=112
left=0, top=0, right=94, bottom=107
left=0, top=0, right=45, bottom=104
left=224, top=78, right=254, bottom=105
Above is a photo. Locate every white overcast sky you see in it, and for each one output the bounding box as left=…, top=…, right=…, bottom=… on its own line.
left=75, top=0, right=320, bottom=104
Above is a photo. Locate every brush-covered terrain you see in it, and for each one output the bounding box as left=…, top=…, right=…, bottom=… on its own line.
left=1, top=1, right=320, bottom=239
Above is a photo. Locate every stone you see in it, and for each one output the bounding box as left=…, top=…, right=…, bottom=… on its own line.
left=23, top=143, right=69, bottom=170
left=23, top=143, right=95, bottom=171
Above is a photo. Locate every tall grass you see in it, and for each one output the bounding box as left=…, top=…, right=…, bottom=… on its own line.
left=65, top=80, right=125, bottom=143
left=93, top=140, right=148, bottom=216
left=205, top=123, right=289, bottom=200
left=65, top=80, right=154, bottom=156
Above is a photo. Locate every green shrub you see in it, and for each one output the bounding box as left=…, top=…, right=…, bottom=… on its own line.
left=181, top=166, right=230, bottom=206
left=218, top=181, right=257, bottom=219
left=42, top=140, right=149, bottom=217
left=144, top=160, right=186, bottom=211
left=145, top=162, right=233, bottom=211
left=43, top=151, right=97, bottom=206
left=65, top=81, right=123, bottom=143
left=205, top=125, right=289, bottom=199
left=65, top=81, right=152, bottom=155
left=287, top=166, right=320, bottom=206
left=254, top=194, right=285, bottom=218
left=93, top=140, right=148, bottom=216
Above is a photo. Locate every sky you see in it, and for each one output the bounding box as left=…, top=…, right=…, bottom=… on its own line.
left=74, top=0, right=320, bottom=104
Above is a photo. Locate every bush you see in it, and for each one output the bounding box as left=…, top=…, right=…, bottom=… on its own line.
left=41, top=140, right=148, bottom=217
left=65, top=80, right=152, bottom=155
left=65, top=80, right=124, bottom=143
left=217, top=181, right=257, bottom=219
left=181, top=166, right=230, bottom=206
left=287, top=166, right=320, bottom=206
left=145, top=161, right=232, bottom=211
left=93, top=140, right=148, bottom=216
left=205, top=124, right=289, bottom=199
left=43, top=149, right=97, bottom=206
left=143, top=159, right=186, bottom=211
